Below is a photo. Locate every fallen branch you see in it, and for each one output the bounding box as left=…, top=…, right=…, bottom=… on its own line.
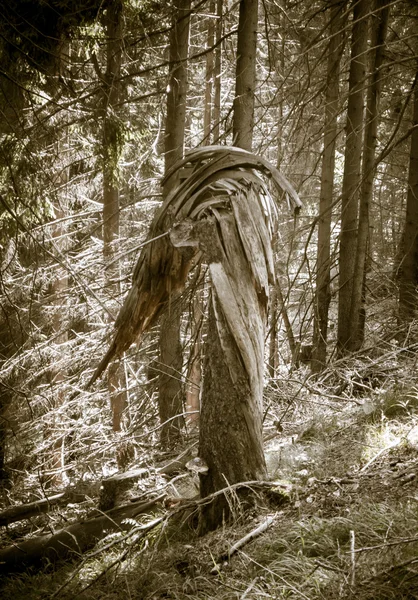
left=211, top=513, right=278, bottom=573
left=50, top=515, right=166, bottom=598
left=0, top=490, right=86, bottom=527
left=0, top=494, right=165, bottom=575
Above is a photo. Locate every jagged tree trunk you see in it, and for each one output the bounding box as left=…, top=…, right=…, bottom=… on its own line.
left=337, top=0, right=368, bottom=354
left=398, top=79, right=418, bottom=329
left=198, top=0, right=267, bottom=533
left=349, top=0, right=390, bottom=351
left=102, top=0, right=128, bottom=437
left=199, top=209, right=267, bottom=533
left=158, top=0, right=191, bottom=447
left=311, top=3, right=345, bottom=372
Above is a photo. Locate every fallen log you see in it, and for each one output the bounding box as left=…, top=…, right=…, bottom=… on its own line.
left=0, top=491, right=86, bottom=527
left=0, top=494, right=165, bottom=576
left=98, top=445, right=197, bottom=510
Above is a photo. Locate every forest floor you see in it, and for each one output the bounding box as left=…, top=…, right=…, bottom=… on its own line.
left=1, top=353, right=418, bottom=599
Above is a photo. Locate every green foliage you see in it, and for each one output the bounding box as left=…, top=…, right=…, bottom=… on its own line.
left=101, top=115, right=127, bottom=185
left=0, top=0, right=103, bottom=71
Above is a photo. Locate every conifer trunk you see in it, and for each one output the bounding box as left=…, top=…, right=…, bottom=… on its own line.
left=349, top=0, right=390, bottom=351
left=232, top=0, right=258, bottom=151
left=158, top=0, right=191, bottom=446
left=398, top=80, right=418, bottom=328
left=337, top=0, right=368, bottom=354
left=102, top=0, right=128, bottom=436
left=312, top=3, right=345, bottom=372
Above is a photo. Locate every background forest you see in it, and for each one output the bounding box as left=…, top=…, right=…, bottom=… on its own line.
left=1, top=0, right=418, bottom=598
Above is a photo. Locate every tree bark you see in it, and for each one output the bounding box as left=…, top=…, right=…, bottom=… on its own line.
left=398, top=79, right=418, bottom=328
left=198, top=209, right=267, bottom=533
left=311, top=3, right=345, bottom=372
left=102, top=0, right=128, bottom=436
left=233, top=0, right=259, bottom=151
left=212, top=0, right=223, bottom=143
left=158, top=0, right=191, bottom=447
left=337, top=0, right=368, bottom=354
left=349, top=0, right=390, bottom=351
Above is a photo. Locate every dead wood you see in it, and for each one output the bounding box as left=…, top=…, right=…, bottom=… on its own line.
left=98, top=445, right=197, bottom=511
left=211, top=513, right=278, bottom=573
left=0, top=490, right=86, bottom=527
left=0, top=494, right=165, bottom=576
left=98, top=468, right=149, bottom=511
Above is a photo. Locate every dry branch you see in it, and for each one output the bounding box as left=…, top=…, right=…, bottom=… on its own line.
left=0, top=490, right=86, bottom=527
left=0, top=494, right=165, bottom=575
left=211, top=513, right=278, bottom=573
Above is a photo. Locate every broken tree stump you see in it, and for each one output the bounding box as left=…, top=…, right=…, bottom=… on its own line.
left=98, top=468, right=149, bottom=511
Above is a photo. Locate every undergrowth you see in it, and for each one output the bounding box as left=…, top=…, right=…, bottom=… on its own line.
left=2, top=355, right=418, bottom=599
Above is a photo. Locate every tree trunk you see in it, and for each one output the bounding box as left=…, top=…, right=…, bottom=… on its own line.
left=199, top=211, right=267, bottom=532
left=45, top=41, right=71, bottom=487
left=203, top=1, right=215, bottom=144
left=232, top=0, right=259, bottom=151
left=311, top=3, right=345, bottom=372
left=337, top=0, right=368, bottom=354
left=268, top=286, right=279, bottom=378
left=349, top=0, right=390, bottom=351
left=398, top=80, right=418, bottom=329
left=185, top=273, right=203, bottom=430
left=102, top=0, right=128, bottom=437
left=197, top=0, right=265, bottom=533
left=212, top=0, right=223, bottom=143
left=158, top=0, right=191, bottom=447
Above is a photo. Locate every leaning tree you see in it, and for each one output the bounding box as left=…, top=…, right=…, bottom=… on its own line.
left=91, top=145, right=301, bottom=531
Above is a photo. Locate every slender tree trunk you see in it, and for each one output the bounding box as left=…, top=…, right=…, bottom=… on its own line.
left=203, top=2, right=215, bottom=144
left=349, top=0, right=390, bottom=351
left=212, top=0, right=223, bottom=143
left=311, top=3, right=345, bottom=372
left=337, top=0, right=368, bottom=354
left=102, top=0, right=128, bottom=437
left=398, top=79, right=418, bottom=329
left=232, top=0, right=259, bottom=151
left=44, top=41, right=71, bottom=487
left=158, top=0, right=191, bottom=447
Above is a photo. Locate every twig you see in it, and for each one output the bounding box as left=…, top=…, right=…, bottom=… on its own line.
left=359, top=440, right=400, bottom=473
left=240, top=577, right=259, bottom=599
left=352, top=535, right=418, bottom=553
left=350, top=529, right=355, bottom=587
left=211, top=513, right=278, bottom=573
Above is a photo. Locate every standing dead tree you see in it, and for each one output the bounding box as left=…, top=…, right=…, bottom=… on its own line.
left=91, top=145, right=301, bottom=531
